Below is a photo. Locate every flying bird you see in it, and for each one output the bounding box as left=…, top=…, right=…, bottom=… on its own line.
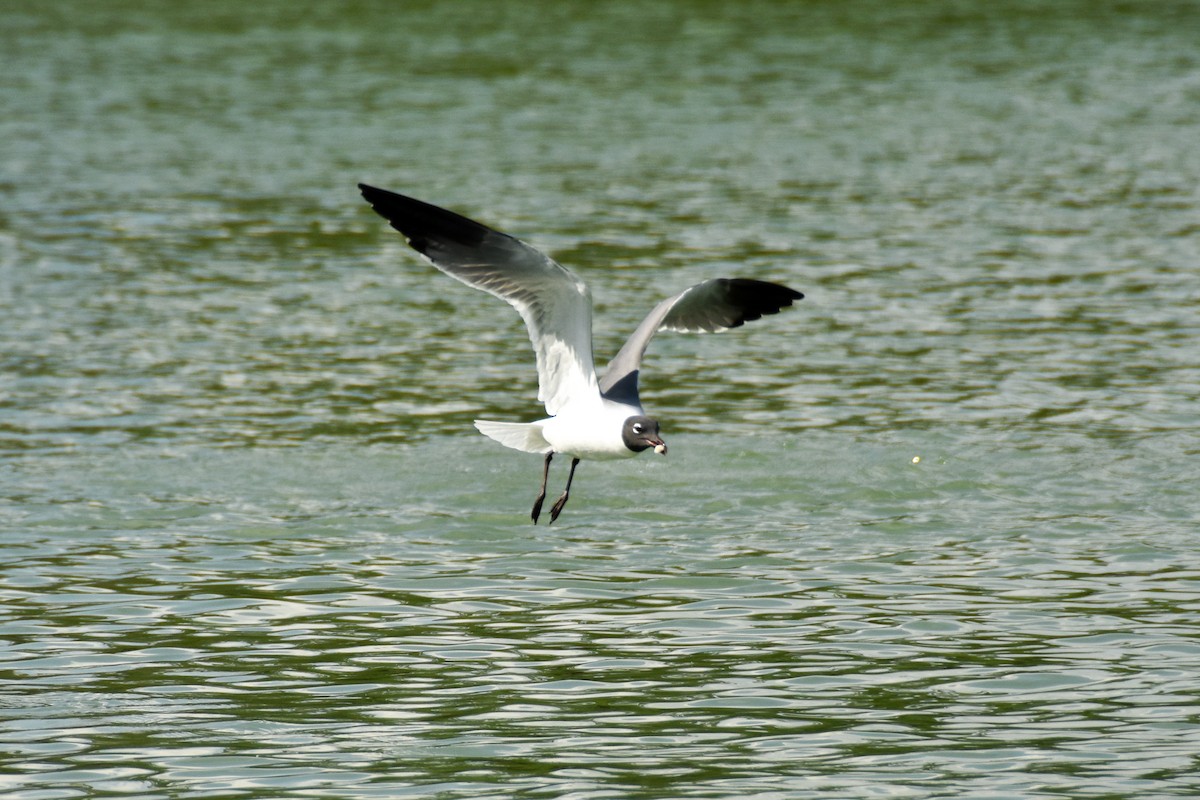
left=359, top=184, right=803, bottom=523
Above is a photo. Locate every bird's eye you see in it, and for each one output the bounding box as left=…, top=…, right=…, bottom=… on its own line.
left=632, top=423, right=644, bottom=434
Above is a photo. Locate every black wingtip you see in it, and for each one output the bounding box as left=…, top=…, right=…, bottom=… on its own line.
left=357, top=182, right=394, bottom=209
left=723, top=278, right=804, bottom=327
left=357, top=183, right=495, bottom=253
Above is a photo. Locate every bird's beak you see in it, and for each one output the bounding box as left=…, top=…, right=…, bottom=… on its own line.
left=652, top=439, right=667, bottom=455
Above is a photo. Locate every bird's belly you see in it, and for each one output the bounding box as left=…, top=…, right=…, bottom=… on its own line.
left=565, top=443, right=638, bottom=461
left=544, top=429, right=637, bottom=461
left=540, top=410, right=639, bottom=461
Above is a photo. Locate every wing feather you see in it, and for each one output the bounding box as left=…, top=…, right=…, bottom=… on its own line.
left=360, top=184, right=599, bottom=415
left=599, top=278, right=803, bottom=404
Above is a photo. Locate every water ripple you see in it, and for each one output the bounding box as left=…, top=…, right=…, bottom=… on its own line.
left=5, top=0, right=1200, bottom=797
left=4, top=444, right=1200, bottom=797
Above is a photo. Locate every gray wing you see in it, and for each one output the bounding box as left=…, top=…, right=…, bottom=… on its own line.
left=598, top=278, right=804, bottom=405
left=360, top=184, right=599, bottom=415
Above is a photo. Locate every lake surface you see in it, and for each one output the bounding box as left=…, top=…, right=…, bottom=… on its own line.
left=3, top=1, right=1199, bottom=797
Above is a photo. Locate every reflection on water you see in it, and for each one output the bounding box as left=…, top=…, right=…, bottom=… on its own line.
left=2, top=0, right=1199, bottom=797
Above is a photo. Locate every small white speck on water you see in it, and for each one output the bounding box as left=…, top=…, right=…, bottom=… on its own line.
left=911, top=456, right=921, bottom=464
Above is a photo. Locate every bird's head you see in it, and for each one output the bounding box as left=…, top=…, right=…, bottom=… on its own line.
left=622, top=416, right=667, bottom=455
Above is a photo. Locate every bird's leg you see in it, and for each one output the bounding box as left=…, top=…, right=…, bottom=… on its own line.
left=549, top=457, right=581, bottom=524
left=531, top=451, right=554, bottom=524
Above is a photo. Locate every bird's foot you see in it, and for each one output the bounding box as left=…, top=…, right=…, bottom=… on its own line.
left=548, top=490, right=570, bottom=524
left=531, top=492, right=546, bottom=525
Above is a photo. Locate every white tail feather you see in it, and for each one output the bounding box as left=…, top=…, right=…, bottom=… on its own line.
left=474, top=420, right=552, bottom=454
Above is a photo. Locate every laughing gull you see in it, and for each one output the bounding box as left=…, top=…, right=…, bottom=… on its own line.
left=359, top=184, right=803, bottom=523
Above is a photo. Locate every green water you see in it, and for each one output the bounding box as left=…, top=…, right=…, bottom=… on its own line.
left=3, top=1, right=1199, bottom=797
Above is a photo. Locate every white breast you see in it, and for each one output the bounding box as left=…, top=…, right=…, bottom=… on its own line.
left=539, top=399, right=644, bottom=461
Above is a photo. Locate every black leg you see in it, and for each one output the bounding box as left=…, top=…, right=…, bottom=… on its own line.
left=548, top=457, right=580, bottom=524
left=531, top=451, right=554, bottom=524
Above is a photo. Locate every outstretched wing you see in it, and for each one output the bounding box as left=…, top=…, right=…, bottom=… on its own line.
left=360, top=184, right=599, bottom=415
left=599, top=278, right=803, bottom=405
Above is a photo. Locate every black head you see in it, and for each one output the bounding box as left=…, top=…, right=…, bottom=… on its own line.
left=622, top=416, right=667, bottom=455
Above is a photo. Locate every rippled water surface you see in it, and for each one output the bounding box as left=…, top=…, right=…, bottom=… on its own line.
left=3, top=1, right=1200, bottom=797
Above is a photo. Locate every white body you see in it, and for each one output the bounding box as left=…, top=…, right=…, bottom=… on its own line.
left=476, top=397, right=644, bottom=460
